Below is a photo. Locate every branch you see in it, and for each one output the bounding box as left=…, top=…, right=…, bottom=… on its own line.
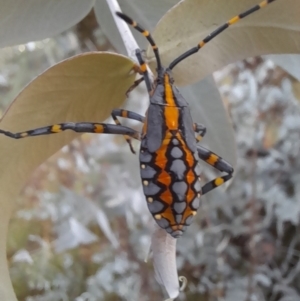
left=105, top=0, right=140, bottom=61
left=105, top=0, right=154, bottom=80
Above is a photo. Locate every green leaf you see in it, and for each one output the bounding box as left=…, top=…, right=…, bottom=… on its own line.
left=0, top=0, right=95, bottom=47
left=0, top=52, right=135, bottom=300
left=181, top=76, right=236, bottom=168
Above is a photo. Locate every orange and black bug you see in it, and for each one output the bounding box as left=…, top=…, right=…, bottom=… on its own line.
left=0, top=0, right=276, bottom=238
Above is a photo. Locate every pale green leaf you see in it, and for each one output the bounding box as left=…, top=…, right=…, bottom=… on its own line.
left=181, top=76, right=236, bottom=168
left=0, top=52, right=135, bottom=300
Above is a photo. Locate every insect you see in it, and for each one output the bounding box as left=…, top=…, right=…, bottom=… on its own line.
left=0, top=0, right=276, bottom=238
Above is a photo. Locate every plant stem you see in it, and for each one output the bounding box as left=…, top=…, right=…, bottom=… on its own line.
left=105, top=0, right=139, bottom=61
left=105, top=0, right=154, bottom=82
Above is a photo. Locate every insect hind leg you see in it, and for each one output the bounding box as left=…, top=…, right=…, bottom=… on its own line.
left=197, top=145, right=234, bottom=195
left=201, top=174, right=233, bottom=195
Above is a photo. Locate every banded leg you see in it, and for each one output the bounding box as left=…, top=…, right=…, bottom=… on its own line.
left=116, top=12, right=162, bottom=70
left=197, top=145, right=234, bottom=195
left=126, top=77, right=145, bottom=97
left=116, top=12, right=162, bottom=95
left=126, top=63, right=145, bottom=96
left=194, top=123, right=206, bottom=142
left=111, top=109, right=145, bottom=153
left=135, top=49, right=152, bottom=94
left=0, top=122, right=140, bottom=140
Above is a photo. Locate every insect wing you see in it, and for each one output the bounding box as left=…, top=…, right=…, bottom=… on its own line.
left=146, top=104, right=166, bottom=153
left=181, top=106, right=196, bottom=152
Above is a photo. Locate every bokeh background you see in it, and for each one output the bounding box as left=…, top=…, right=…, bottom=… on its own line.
left=1, top=7, right=300, bottom=301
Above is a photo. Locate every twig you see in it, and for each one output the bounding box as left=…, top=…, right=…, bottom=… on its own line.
left=105, top=0, right=154, bottom=83
left=105, top=0, right=139, bottom=60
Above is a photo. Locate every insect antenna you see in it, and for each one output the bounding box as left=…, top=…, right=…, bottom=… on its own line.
left=169, top=0, right=276, bottom=70
left=116, top=12, right=162, bottom=71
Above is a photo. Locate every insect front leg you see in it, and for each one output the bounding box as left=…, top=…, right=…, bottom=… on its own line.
left=126, top=77, right=145, bottom=97
left=111, top=109, right=145, bottom=154
left=0, top=122, right=141, bottom=141
left=125, top=63, right=146, bottom=97
left=197, top=145, right=234, bottom=195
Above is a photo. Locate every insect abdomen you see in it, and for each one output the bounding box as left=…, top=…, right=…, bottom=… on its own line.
left=140, top=131, right=201, bottom=238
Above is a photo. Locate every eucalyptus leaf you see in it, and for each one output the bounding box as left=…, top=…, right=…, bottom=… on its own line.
left=0, top=52, right=135, bottom=300
left=0, top=0, right=95, bottom=48
left=182, top=76, right=236, bottom=168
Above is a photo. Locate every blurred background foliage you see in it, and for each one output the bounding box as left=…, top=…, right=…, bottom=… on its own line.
left=1, top=7, right=300, bottom=301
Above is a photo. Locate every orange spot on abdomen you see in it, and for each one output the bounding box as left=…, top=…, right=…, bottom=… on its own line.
left=159, top=190, right=173, bottom=205
left=176, top=133, right=194, bottom=167
left=155, top=147, right=167, bottom=169
left=154, top=131, right=172, bottom=168
left=186, top=169, right=196, bottom=185
left=157, top=170, right=171, bottom=187
left=185, top=149, right=195, bottom=168
left=161, top=208, right=176, bottom=225
left=186, top=188, right=196, bottom=203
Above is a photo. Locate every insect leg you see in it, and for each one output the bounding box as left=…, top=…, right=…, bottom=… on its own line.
left=194, top=123, right=207, bottom=142
left=126, top=77, right=144, bottom=97
left=197, top=145, right=234, bottom=195
left=0, top=122, right=140, bottom=140
left=116, top=12, right=162, bottom=70
left=201, top=174, right=233, bottom=195
left=111, top=109, right=145, bottom=154
left=116, top=12, right=161, bottom=95
left=135, top=49, right=152, bottom=94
